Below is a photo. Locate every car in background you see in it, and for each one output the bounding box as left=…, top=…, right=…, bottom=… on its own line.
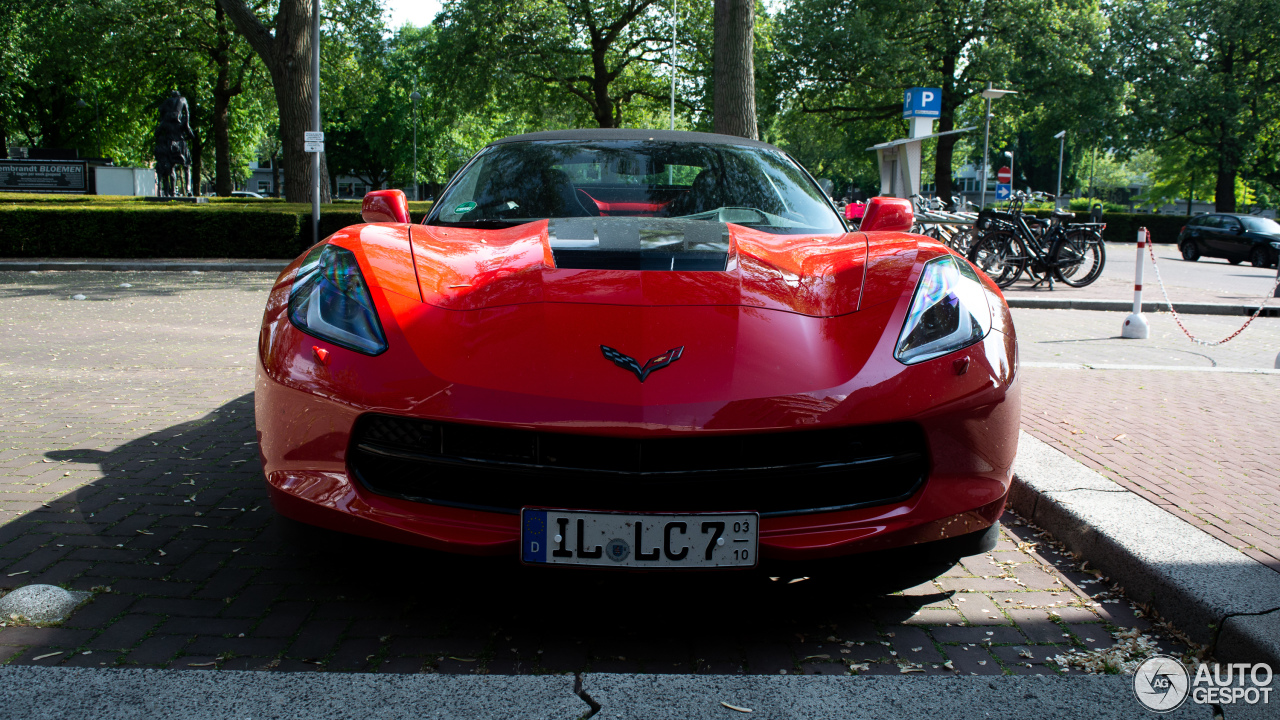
left=1177, top=214, right=1280, bottom=268
left=231, top=190, right=265, bottom=199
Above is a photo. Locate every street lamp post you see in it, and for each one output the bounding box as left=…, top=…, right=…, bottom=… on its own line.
left=979, top=83, right=1016, bottom=209
left=669, top=0, right=677, bottom=130
left=1004, top=150, right=1014, bottom=199
left=1053, top=130, right=1066, bottom=203
left=410, top=90, right=421, bottom=202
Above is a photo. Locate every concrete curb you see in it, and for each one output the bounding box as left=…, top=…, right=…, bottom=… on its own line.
left=0, top=260, right=288, bottom=272
left=1008, top=431, right=1280, bottom=665
left=1006, top=296, right=1280, bottom=317
left=0, top=667, right=1231, bottom=719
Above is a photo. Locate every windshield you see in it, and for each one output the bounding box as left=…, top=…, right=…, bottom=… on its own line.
left=428, top=139, right=844, bottom=234
left=1240, top=216, right=1280, bottom=234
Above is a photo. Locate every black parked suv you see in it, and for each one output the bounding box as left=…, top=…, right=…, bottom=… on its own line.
left=1177, top=214, right=1280, bottom=268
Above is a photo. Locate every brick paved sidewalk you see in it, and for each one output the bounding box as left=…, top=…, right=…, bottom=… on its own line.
left=1020, top=367, right=1280, bottom=573
left=0, top=271, right=1191, bottom=676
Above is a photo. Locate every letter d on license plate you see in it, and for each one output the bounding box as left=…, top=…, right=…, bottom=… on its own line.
left=521, top=509, right=758, bottom=569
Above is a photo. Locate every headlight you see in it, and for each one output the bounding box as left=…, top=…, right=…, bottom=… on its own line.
left=287, top=244, right=388, bottom=355
left=894, top=255, right=992, bottom=364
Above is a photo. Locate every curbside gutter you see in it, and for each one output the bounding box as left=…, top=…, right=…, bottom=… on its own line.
left=0, top=667, right=1228, bottom=719
left=1009, top=431, right=1280, bottom=666
left=1006, top=296, right=1280, bottom=318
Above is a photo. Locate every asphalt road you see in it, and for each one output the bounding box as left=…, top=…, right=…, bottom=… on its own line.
left=1105, top=241, right=1280, bottom=297
left=1003, top=241, right=1280, bottom=305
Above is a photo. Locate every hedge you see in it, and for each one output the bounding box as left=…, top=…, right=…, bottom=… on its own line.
left=0, top=199, right=433, bottom=258
left=1028, top=210, right=1191, bottom=245
left=0, top=197, right=1192, bottom=258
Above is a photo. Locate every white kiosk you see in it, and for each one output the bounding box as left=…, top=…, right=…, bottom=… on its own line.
left=866, top=87, right=973, bottom=200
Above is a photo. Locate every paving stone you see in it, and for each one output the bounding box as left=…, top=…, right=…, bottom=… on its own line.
left=124, top=635, right=191, bottom=666
left=942, top=644, right=1001, bottom=675
left=930, top=626, right=1025, bottom=645
left=88, top=614, right=161, bottom=650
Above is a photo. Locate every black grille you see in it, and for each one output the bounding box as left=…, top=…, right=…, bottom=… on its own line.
left=348, top=414, right=929, bottom=517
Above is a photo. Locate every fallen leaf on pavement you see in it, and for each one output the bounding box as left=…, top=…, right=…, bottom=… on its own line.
left=188, top=662, right=216, bottom=667
left=720, top=702, right=753, bottom=713
left=1112, top=434, right=1126, bottom=441
left=33, top=652, right=63, bottom=661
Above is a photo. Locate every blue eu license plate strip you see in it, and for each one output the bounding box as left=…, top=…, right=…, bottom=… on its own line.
left=522, top=510, right=548, bottom=564
left=519, top=509, right=758, bottom=569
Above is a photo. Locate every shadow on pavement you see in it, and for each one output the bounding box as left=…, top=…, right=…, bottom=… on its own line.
left=0, top=394, right=963, bottom=674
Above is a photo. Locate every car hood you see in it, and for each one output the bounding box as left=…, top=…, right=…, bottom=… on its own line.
left=407, top=219, right=868, bottom=317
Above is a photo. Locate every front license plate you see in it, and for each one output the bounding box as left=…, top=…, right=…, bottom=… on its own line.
left=520, top=509, right=758, bottom=569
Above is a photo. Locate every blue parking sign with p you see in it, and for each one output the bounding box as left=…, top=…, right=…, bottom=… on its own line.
left=995, top=183, right=1011, bottom=200
left=903, top=87, right=942, bottom=118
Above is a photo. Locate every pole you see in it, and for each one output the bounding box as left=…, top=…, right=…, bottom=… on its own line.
left=1121, top=228, right=1150, bottom=339
left=312, top=0, right=321, bottom=245
left=413, top=103, right=418, bottom=202
left=669, top=0, right=677, bottom=130
left=94, top=91, right=101, bottom=159
left=1088, top=143, right=1097, bottom=207
left=1055, top=135, right=1064, bottom=199
left=980, top=84, right=992, bottom=209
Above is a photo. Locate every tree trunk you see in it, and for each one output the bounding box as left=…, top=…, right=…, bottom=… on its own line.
left=217, top=0, right=330, bottom=204
left=271, top=148, right=280, bottom=197
left=712, top=0, right=756, bottom=139
left=213, top=78, right=233, bottom=195
left=1214, top=153, right=1236, bottom=212
left=591, top=50, right=615, bottom=128
left=212, top=1, right=237, bottom=197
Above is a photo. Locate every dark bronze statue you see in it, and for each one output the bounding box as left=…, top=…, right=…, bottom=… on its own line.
left=154, top=90, right=194, bottom=197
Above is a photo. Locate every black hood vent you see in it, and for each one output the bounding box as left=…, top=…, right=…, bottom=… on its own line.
left=548, top=218, right=731, bottom=271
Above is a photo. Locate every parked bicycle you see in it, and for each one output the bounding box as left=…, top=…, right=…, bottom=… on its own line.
left=912, top=195, right=980, bottom=255
left=966, top=192, right=1106, bottom=289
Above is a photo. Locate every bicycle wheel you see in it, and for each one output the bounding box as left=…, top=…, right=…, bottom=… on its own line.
left=967, top=231, right=1025, bottom=288
left=947, top=227, right=975, bottom=255
left=1054, top=230, right=1106, bottom=287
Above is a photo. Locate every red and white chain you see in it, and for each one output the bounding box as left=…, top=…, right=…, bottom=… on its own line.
left=1146, top=229, right=1280, bottom=346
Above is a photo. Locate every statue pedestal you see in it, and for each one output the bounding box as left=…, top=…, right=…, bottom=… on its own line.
left=144, top=196, right=208, bottom=204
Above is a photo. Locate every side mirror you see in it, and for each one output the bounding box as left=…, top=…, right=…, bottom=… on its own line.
left=362, top=189, right=410, bottom=224
left=859, top=196, right=914, bottom=233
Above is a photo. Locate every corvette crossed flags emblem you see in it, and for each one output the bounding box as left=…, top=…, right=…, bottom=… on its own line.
left=600, top=345, right=684, bottom=383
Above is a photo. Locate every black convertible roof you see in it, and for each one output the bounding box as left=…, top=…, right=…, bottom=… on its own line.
left=487, top=128, right=781, bottom=151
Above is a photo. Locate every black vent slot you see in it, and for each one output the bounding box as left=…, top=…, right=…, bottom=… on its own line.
left=348, top=415, right=929, bottom=517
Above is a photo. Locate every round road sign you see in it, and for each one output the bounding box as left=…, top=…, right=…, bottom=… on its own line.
left=997, top=166, right=1012, bottom=183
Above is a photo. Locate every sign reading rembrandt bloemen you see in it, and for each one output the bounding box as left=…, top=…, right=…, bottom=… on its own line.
left=0, top=160, right=88, bottom=193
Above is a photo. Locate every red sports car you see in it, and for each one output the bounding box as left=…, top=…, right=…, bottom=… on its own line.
left=256, top=129, right=1019, bottom=572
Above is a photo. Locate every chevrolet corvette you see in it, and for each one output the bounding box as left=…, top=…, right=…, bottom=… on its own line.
left=255, top=129, right=1019, bottom=572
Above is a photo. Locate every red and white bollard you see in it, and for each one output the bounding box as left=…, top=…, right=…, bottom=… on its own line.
left=1121, top=228, right=1150, bottom=339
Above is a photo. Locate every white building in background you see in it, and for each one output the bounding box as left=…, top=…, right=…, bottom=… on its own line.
left=245, top=158, right=381, bottom=199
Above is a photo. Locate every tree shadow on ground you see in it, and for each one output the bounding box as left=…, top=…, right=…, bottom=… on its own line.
left=1, top=394, right=960, bottom=673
